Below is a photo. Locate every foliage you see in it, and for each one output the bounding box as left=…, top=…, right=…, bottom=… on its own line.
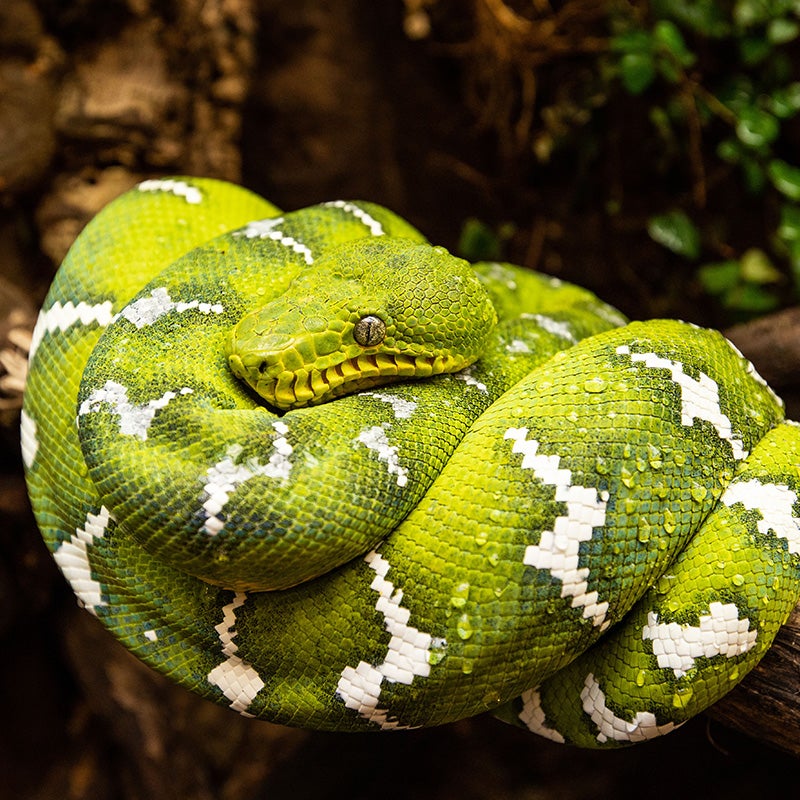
left=458, top=217, right=516, bottom=262
left=610, top=0, right=800, bottom=317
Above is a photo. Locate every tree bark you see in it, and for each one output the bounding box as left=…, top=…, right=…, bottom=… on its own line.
left=2, top=0, right=800, bottom=798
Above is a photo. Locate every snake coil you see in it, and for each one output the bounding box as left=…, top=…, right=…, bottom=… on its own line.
left=23, top=177, right=800, bottom=746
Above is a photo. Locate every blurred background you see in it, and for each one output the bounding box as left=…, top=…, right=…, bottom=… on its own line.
left=2, top=1, right=800, bottom=797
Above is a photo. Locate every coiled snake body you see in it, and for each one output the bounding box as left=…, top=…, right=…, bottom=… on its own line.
left=23, top=177, right=800, bottom=746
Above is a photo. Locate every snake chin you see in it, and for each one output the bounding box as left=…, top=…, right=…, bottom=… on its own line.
left=253, top=350, right=465, bottom=409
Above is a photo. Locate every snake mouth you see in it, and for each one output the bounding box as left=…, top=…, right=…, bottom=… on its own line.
left=260, top=351, right=464, bottom=409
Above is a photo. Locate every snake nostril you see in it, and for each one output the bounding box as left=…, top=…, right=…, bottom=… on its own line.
left=258, top=360, right=268, bottom=374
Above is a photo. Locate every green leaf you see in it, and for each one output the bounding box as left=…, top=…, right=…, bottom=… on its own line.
left=734, top=0, right=775, bottom=27
left=610, top=30, right=653, bottom=53
left=647, top=210, right=701, bottom=259
left=769, top=83, right=800, bottom=118
left=739, top=248, right=783, bottom=283
left=716, top=138, right=742, bottom=163
left=651, top=0, right=730, bottom=37
left=653, top=20, right=696, bottom=66
left=768, top=159, right=800, bottom=199
left=620, top=51, right=657, bottom=94
left=735, top=106, right=779, bottom=148
left=740, top=156, right=767, bottom=193
left=722, top=283, right=780, bottom=312
left=739, top=35, right=772, bottom=65
left=459, top=218, right=501, bottom=262
left=697, top=260, right=740, bottom=294
left=777, top=203, right=800, bottom=241
left=767, top=18, right=799, bottom=44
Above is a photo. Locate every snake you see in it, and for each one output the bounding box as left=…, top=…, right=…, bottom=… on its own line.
left=22, top=176, right=800, bottom=747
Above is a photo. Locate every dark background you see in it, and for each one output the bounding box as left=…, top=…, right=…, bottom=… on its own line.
left=2, top=1, right=800, bottom=797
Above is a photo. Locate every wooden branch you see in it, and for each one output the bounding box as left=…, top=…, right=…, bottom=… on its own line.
left=713, top=307, right=800, bottom=755
left=725, top=306, right=800, bottom=392
left=708, top=603, right=800, bottom=756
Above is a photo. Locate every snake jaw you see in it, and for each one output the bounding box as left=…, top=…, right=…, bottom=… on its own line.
left=228, top=338, right=470, bottom=409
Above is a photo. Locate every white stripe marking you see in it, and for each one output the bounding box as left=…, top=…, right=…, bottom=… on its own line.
left=53, top=506, right=112, bottom=615
left=119, top=287, right=225, bottom=328
left=361, top=392, right=418, bottom=419
left=78, top=381, right=193, bottom=440
left=507, top=339, right=532, bottom=354
left=207, top=592, right=265, bottom=715
left=235, top=219, right=314, bottom=264
left=722, top=478, right=800, bottom=554
left=504, top=427, right=610, bottom=628
left=337, top=551, right=438, bottom=729
left=201, top=424, right=293, bottom=535
left=29, top=300, right=114, bottom=360
left=137, top=178, right=203, bottom=204
left=582, top=673, right=680, bottom=743
left=642, top=602, right=757, bottom=677
left=518, top=688, right=566, bottom=743
left=616, top=345, right=747, bottom=460
left=521, top=313, right=577, bottom=343
left=357, top=424, right=408, bottom=487
left=455, top=367, right=488, bottom=394
left=20, top=409, right=38, bottom=469
left=324, top=200, right=385, bottom=236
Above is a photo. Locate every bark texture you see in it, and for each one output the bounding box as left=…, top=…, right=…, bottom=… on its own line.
left=2, top=1, right=800, bottom=798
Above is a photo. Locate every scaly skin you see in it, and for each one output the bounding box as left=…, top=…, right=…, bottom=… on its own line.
left=23, top=177, right=800, bottom=744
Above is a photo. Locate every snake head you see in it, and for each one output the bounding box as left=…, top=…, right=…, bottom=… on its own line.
left=226, top=237, right=497, bottom=409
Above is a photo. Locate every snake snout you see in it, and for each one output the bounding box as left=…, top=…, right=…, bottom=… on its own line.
left=226, top=329, right=298, bottom=389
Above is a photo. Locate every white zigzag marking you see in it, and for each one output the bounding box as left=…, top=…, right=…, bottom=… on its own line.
left=78, top=381, right=194, bottom=440
left=53, top=506, right=112, bottom=615
left=642, top=602, right=757, bottom=677
left=455, top=367, right=488, bottom=394
left=520, top=313, right=577, bottom=343
left=235, top=218, right=314, bottom=264
left=337, top=551, right=440, bottom=729
left=201, top=423, right=293, bottom=535
left=207, top=592, right=265, bottom=715
left=504, top=427, right=610, bottom=628
left=20, top=409, right=38, bottom=469
left=361, top=392, right=418, bottom=419
left=722, top=478, right=800, bottom=554
left=323, top=200, right=385, bottom=236
left=29, top=300, right=114, bottom=360
left=581, top=673, right=680, bottom=744
left=119, top=287, right=225, bottom=327
left=616, top=345, right=747, bottom=460
left=518, top=688, right=566, bottom=743
left=357, top=424, right=408, bottom=487
left=137, top=178, right=203, bottom=204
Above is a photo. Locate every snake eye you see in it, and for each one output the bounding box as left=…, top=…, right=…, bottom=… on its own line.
left=353, top=315, right=386, bottom=347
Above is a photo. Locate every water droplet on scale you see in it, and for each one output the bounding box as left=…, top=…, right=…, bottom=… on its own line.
left=450, top=583, right=470, bottom=608
left=456, top=613, right=473, bottom=640
left=583, top=376, right=606, bottom=393
left=647, top=444, right=662, bottom=469
left=672, top=686, right=693, bottom=709
left=690, top=484, right=707, bottom=502
left=621, top=467, right=636, bottom=488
